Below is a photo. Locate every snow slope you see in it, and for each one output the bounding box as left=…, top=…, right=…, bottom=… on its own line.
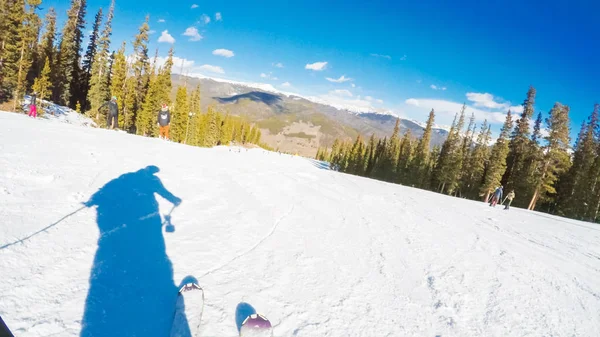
left=21, top=95, right=97, bottom=128
left=0, top=111, right=599, bottom=337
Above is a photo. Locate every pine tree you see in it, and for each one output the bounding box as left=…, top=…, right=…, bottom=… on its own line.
left=205, top=106, right=221, bottom=146
left=396, top=130, right=413, bottom=184
left=32, top=56, right=51, bottom=99
left=131, top=16, right=151, bottom=130
left=122, top=76, right=136, bottom=131
left=329, top=139, right=342, bottom=169
left=557, top=104, right=599, bottom=218
left=187, top=85, right=202, bottom=146
left=37, top=7, right=56, bottom=76
left=383, top=119, right=402, bottom=181
left=137, top=59, right=160, bottom=136
left=433, top=113, right=458, bottom=192
left=520, top=111, right=545, bottom=205
left=424, top=145, right=441, bottom=190
left=410, top=109, right=435, bottom=187
left=528, top=103, right=571, bottom=210
left=463, top=121, right=492, bottom=199
left=481, top=111, right=513, bottom=201
left=457, top=113, right=476, bottom=196
left=446, top=106, right=467, bottom=195
left=364, top=134, right=377, bottom=176
left=434, top=105, right=466, bottom=194
left=503, top=86, right=536, bottom=193
left=111, top=42, right=127, bottom=126
left=12, top=0, right=42, bottom=109
left=88, top=0, right=114, bottom=113
left=219, top=114, right=235, bottom=145
left=80, top=8, right=102, bottom=110
left=55, top=0, right=87, bottom=107
left=171, top=86, right=189, bottom=143
left=155, top=47, right=173, bottom=108
left=372, top=137, right=388, bottom=178
left=347, top=135, right=365, bottom=175
left=0, top=0, right=26, bottom=102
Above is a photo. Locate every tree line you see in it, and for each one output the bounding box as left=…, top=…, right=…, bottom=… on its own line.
left=0, top=0, right=264, bottom=147
left=317, top=87, right=600, bottom=223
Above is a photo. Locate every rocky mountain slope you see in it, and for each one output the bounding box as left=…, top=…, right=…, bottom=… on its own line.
left=172, top=75, right=448, bottom=156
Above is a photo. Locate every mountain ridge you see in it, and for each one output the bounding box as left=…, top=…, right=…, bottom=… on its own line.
left=172, top=74, right=448, bottom=156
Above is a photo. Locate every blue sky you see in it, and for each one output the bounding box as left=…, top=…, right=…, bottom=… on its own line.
left=46, top=0, right=599, bottom=137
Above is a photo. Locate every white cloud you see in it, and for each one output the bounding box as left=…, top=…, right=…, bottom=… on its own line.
left=183, top=27, right=203, bottom=41
left=466, top=92, right=523, bottom=113
left=351, top=83, right=356, bottom=88
left=215, top=12, right=222, bottom=21
left=199, top=64, right=224, bottom=74
left=400, top=55, right=407, bottom=61
left=309, top=92, right=380, bottom=113
left=158, top=30, right=175, bottom=44
left=430, top=84, right=447, bottom=91
left=213, top=49, right=234, bottom=58
left=260, top=73, right=278, bottom=80
left=200, top=14, right=211, bottom=24
left=370, top=53, right=392, bottom=60
left=466, top=92, right=506, bottom=109
left=305, top=61, right=327, bottom=71
left=404, top=92, right=525, bottom=129
left=273, top=62, right=284, bottom=68
left=404, top=98, right=507, bottom=125
left=331, top=89, right=353, bottom=97
left=158, top=19, right=165, bottom=23
left=148, top=30, right=156, bottom=35
left=326, top=75, right=352, bottom=83
left=363, top=96, right=383, bottom=104
left=510, top=105, right=524, bottom=113
left=191, top=4, right=198, bottom=9
left=281, top=82, right=292, bottom=88
left=156, top=56, right=195, bottom=73
left=406, top=98, right=420, bottom=106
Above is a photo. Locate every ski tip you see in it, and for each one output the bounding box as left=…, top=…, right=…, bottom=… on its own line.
left=179, top=282, right=202, bottom=293
left=241, top=313, right=272, bottom=329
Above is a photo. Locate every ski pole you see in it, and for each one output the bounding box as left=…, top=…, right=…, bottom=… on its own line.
left=164, top=205, right=177, bottom=233
left=0, top=206, right=86, bottom=250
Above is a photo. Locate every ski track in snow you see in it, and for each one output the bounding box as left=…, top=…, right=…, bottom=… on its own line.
left=0, top=111, right=599, bottom=337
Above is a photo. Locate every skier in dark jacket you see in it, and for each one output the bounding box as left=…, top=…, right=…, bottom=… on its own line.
left=99, top=96, right=119, bottom=129
left=28, top=92, right=38, bottom=118
left=489, top=185, right=503, bottom=207
left=157, top=103, right=171, bottom=140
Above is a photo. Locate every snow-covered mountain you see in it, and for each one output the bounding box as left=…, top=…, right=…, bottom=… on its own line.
left=1, top=111, right=599, bottom=336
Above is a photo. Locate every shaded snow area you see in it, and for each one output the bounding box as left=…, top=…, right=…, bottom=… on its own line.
left=20, top=96, right=97, bottom=128
left=0, top=111, right=599, bottom=337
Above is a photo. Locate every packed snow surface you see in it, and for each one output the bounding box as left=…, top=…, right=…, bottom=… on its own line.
left=0, top=111, right=599, bottom=337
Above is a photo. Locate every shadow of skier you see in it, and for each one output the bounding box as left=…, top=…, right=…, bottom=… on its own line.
left=80, top=165, right=183, bottom=337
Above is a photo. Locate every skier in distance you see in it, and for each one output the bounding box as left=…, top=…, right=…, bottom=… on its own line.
left=157, top=103, right=171, bottom=140
left=489, top=185, right=503, bottom=207
left=504, top=190, right=515, bottom=210
left=99, top=96, right=119, bottom=129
